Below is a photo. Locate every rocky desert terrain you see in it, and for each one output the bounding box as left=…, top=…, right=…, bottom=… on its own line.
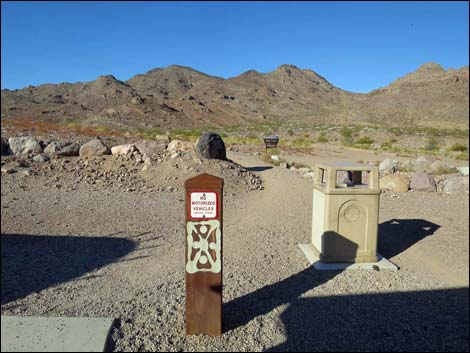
left=1, top=59, right=469, bottom=352
left=1, top=131, right=468, bottom=351
left=2, top=62, right=469, bottom=133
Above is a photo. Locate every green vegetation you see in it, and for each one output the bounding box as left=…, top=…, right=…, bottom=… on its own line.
left=454, top=152, right=469, bottom=161
left=433, top=165, right=459, bottom=175
left=288, top=137, right=313, bottom=148
left=355, top=136, right=374, bottom=147
left=134, top=127, right=164, bottom=139
left=317, top=132, right=328, bottom=143
left=448, top=143, right=468, bottom=152
left=424, top=137, right=439, bottom=151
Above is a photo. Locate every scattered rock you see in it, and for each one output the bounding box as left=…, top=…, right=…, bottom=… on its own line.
left=380, top=174, right=410, bottom=193
left=142, top=153, right=152, bottom=165
left=168, top=140, right=194, bottom=154
left=280, top=162, right=289, bottom=168
left=1, top=138, right=10, bottom=155
left=44, top=141, right=80, bottom=157
left=154, top=134, right=171, bottom=144
left=79, top=139, right=111, bottom=158
left=195, top=132, right=226, bottom=160
left=111, top=144, right=136, bottom=156
left=33, top=154, right=50, bottom=163
left=304, top=172, right=315, bottom=180
left=135, top=140, right=167, bottom=156
left=379, top=158, right=398, bottom=174
left=443, top=176, right=469, bottom=194
left=8, top=136, right=42, bottom=156
left=412, top=156, right=437, bottom=173
left=271, top=155, right=280, bottom=162
left=297, top=167, right=311, bottom=174
left=410, top=172, right=437, bottom=192
left=457, top=167, right=469, bottom=176
left=1, top=166, right=16, bottom=174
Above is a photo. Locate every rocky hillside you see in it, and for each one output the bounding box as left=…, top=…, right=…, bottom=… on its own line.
left=1, top=63, right=468, bottom=130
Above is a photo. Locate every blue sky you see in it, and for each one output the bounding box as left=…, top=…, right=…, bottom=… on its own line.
left=1, top=1, right=468, bottom=92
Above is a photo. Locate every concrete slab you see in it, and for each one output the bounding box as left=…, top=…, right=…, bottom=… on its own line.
left=298, top=243, right=399, bottom=271
left=1, top=316, right=115, bottom=352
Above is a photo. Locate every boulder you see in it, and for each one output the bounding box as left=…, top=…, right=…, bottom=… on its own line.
left=154, top=134, right=171, bottom=144
left=457, top=167, right=469, bottom=176
left=1, top=166, right=16, bottom=174
left=412, top=156, right=436, bottom=173
left=1, top=138, right=10, bottom=155
left=195, top=132, right=226, bottom=160
left=44, top=141, right=80, bottom=157
left=33, top=154, right=50, bottom=163
left=442, top=176, right=469, bottom=194
left=410, top=172, right=437, bottom=192
left=379, top=158, right=398, bottom=174
left=79, top=139, right=110, bottom=158
left=60, top=142, right=80, bottom=156
left=8, top=136, right=42, bottom=156
left=380, top=174, right=410, bottom=193
left=400, top=160, right=415, bottom=172
left=135, top=140, right=167, bottom=156
left=111, top=144, right=136, bottom=156
left=168, top=139, right=194, bottom=154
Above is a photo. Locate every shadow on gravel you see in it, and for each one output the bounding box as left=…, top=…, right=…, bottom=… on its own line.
left=223, top=267, right=340, bottom=332
left=378, top=219, right=441, bottom=258
left=244, top=166, right=274, bottom=172
left=1, top=233, right=136, bottom=305
left=266, top=287, right=469, bottom=352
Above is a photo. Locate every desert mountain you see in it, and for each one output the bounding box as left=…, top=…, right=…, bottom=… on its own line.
left=1, top=63, right=468, bottom=130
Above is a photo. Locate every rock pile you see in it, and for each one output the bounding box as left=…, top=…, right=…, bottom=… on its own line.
left=377, top=156, right=468, bottom=194
left=1, top=134, right=264, bottom=195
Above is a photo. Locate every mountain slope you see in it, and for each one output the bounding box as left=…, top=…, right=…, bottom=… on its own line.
left=1, top=62, right=468, bottom=130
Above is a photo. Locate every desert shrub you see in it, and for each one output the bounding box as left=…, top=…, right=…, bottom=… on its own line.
left=454, top=152, right=469, bottom=161
left=340, top=126, right=353, bottom=139
left=135, top=127, right=164, bottom=139
left=317, top=132, right=328, bottom=143
left=433, top=165, right=459, bottom=175
left=355, top=136, right=374, bottom=146
left=289, top=137, right=313, bottom=148
left=449, top=143, right=468, bottom=152
left=424, top=137, right=439, bottom=151
left=287, top=129, right=294, bottom=136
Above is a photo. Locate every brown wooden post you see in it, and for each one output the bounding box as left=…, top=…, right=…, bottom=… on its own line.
left=184, top=173, right=223, bottom=336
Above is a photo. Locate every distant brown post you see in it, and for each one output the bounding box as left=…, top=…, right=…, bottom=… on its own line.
left=184, top=173, right=224, bottom=336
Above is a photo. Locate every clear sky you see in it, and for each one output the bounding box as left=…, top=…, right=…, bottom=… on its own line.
left=1, top=1, right=469, bottom=93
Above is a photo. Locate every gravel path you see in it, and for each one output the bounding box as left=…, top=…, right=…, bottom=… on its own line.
left=1, top=151, right=468, bottom=351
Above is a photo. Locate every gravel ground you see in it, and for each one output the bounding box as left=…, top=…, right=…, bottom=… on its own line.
left=1, top=151, right=468, bottom=352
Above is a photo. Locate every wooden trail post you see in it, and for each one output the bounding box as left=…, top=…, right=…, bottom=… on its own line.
left=184, top=173, right=224, bottom=336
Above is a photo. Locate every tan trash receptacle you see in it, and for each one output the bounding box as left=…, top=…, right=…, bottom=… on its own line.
left=311, top=162, right=380, bottom=263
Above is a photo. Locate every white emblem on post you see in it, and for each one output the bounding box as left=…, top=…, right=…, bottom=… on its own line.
left=186, top=220, right=221, bottom=274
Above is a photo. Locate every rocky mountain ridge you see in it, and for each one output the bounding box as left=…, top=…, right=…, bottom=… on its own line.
left=1, top=62, right=468, bottom=130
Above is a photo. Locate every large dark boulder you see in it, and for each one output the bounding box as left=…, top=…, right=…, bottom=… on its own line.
left=196, top=132, right=226, bottom=160
left=1, top=138, right=10, bottom=155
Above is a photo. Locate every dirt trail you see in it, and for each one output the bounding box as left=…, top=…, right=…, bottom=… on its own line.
left=228, top=151, right=469, bottom=288
left=1, top=150, right=468, bottom=351
left=228, top=152, right=312, bottom=228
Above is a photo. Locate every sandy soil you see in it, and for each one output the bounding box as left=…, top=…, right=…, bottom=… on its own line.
left=1, top=149, right=469, bottom=352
